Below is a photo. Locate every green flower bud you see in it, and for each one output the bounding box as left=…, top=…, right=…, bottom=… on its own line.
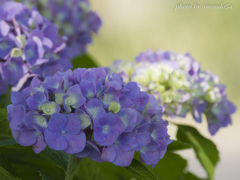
left=10, top=48, right=23, bottom=57
left=108, top=101, right=121, bottom=114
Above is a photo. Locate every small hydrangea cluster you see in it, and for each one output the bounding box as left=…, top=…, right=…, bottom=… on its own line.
left=7, top=67, right=172, bottom=168
left=23, top=0, right=102, bottom=57
left=0, top=1, right=72, bottom=95
left=108, top=50, right=236, bottom=135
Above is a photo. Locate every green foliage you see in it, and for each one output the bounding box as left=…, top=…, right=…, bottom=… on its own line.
left=0, top=139, right=17, bottom=147
left=0, top=89, right=11, bottom=109
left=0, top=109, right=12, bottom=140
left=151, top=152, right=187, bottom=180
left=72, top=54, right=99, bottom=69
left=182, top=172, right=207, bottom=180
left=39, top=172, right=54, bottom=180
left=0, top=154, right=18, bottom=177
left=167, top=140, right=192, bottom=152
left=177, top=125, right=220, bottom=180
left=125, top=158, right=158, bottom=180
left=97, top=162, right=132, bottom=180
left=0, top=166, right=21, bottom=180
left=39, top=147, right=69, bottom=171
left=74, top=158, right=103, bottom=180
left=0, top=145, right=65, bottom=180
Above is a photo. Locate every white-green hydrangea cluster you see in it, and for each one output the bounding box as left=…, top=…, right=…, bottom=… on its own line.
left=107, top=50, right=236, bottom=135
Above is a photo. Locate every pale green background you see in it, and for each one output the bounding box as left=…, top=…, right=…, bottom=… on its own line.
left=89, top=0, right=240, bottom=179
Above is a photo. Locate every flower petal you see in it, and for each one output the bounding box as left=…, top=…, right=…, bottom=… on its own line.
left=64, top=131, right=86, bottom=154
left=44, top=129, right=68, bottom=151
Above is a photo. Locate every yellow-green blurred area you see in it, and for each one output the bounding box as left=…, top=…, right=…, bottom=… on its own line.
left=89, top=0, right=240, bottom=179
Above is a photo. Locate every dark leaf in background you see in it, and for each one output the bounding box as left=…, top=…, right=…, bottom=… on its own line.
left=125, top=158, right=158, bottom=180
left=0, top=145, right=65, bottom=180
left=96, top=161, right=132, bottom=180
left=182, top=172, right=207, bottom=180
left=39, top=147, right=69, bottom=171
left=0, top=89, right=11, bottom=109
left=151, top=152, right=187, bottom=180
left=0, top=139, right=17, bottom=147
left=39, top=171, right=54, bottom=180
left=167, top=140, right=192, bottom=152
left=0, top=109, right=12, bottom=140
left=74, top=158, right=103, bottom=180
left=72, top=54, right=99, bottom=69
left=177, top=125, right=220, bottom=180
left=0, top=154, right=18, bottom=177
left=0, top=166, right=21, bottom=180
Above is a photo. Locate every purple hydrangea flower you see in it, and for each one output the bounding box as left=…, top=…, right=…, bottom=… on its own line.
left=23, top=0, right=102, bottom=57
left=108, top=50, right=236, bottom=135
left=0, top=1, right=72, bottom=95
left=7, top=67, right=172, bottom=167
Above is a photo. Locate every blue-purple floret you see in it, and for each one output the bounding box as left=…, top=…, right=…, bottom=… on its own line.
left=23, top=0, right=102, bottom=57
left=7, top=67, right=172, bottom=167
left=0, top=1, right=72, bottom=95
left=108, top=50, right=236, bottom=135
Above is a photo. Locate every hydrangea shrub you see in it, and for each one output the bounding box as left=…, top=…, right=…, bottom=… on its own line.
left=23, top=0, right=102, bottom=57
left=0, top=1, right=72, bottom=95
left=7, top=67, right=172, bottom=168
left=108, top=50, right=236, bottom=135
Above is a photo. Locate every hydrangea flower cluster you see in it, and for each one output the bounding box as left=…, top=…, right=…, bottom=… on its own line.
left=107, top=50, right=236, bottom=135
left=7, top=67, right=172, bottom=168
left=23, top=0, right=102, bottom=57
left=0, top=1, right=72, bottom=95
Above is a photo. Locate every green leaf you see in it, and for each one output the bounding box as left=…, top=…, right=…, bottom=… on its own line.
left=176, top=125, right=220, bottom=180
left=0, top=154, right=18, bottom=177
left=167, top=140, right=192, bottom=152
left=96, top=162, right=132, bottom=180
left=72, top=54, right=99, bottom=69
left=39, top=147, right=69, bottom=171
left=74, top=157, right=103, bottom=180
left=182, top=172, right=207, bottom=180
left=0, top=139, right=17, bottom=147
left=0, top=108, right=8, bottom=122
left=39, top=172, right=53, bottom=180
left=151, top=152, right=187, bottom=180
left=0, top=114, right=12, bottom=140
left=0, top=145, right=65, bottom=180
left=0, top=89, right=11, bottom=109
left=0, top=166, right=21, bottom=180
left=125, top=158, right=158, bottom=180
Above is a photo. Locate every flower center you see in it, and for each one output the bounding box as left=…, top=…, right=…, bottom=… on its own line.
left=67, top=99, right=72, bottom=104
left=39, top=118, right=44, bottom=123
left=46, top=108, right=50, bottom=113
left=103, top=126, right=109, bottom=132
left=61, top=130, right=66, bottom=135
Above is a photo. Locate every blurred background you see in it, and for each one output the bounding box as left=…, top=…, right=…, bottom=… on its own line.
left=89, top=0, right=240, bottom=179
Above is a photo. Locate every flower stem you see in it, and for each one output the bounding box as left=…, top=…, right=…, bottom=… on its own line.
left=65, top=155, right=82, bottom=180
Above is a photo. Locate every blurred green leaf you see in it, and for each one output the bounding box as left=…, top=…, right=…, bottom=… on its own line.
left=0, top=145, right=65, bottom=180
left=125, top=158, right=158, bottom=180
left=0, top=113, right=12, bottom=140
left=167, top=140, right=192, bottom=152
left=0, top=89, right=11, bottom=109
left=0, top=166, right=21, bottom=180
left=39, top=171, right=53, bottom=180
left=151, top=152, right=187, bottom=180
left=72, top=54, right=99, bottom=69
left=39, top=147, right=69, bottom=171
left=0, top=139, right=17, bottom=147
left=182, top=172, right=206, bottom=180
left=74, top=158, right=103, bottom=180
left=96, top=162, right=132, bottom=180
left=0, top=108, right=8, bottom=122
left=0, top=154, right=18, bottom=177
left=176, top=125, right=219, bottom=180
